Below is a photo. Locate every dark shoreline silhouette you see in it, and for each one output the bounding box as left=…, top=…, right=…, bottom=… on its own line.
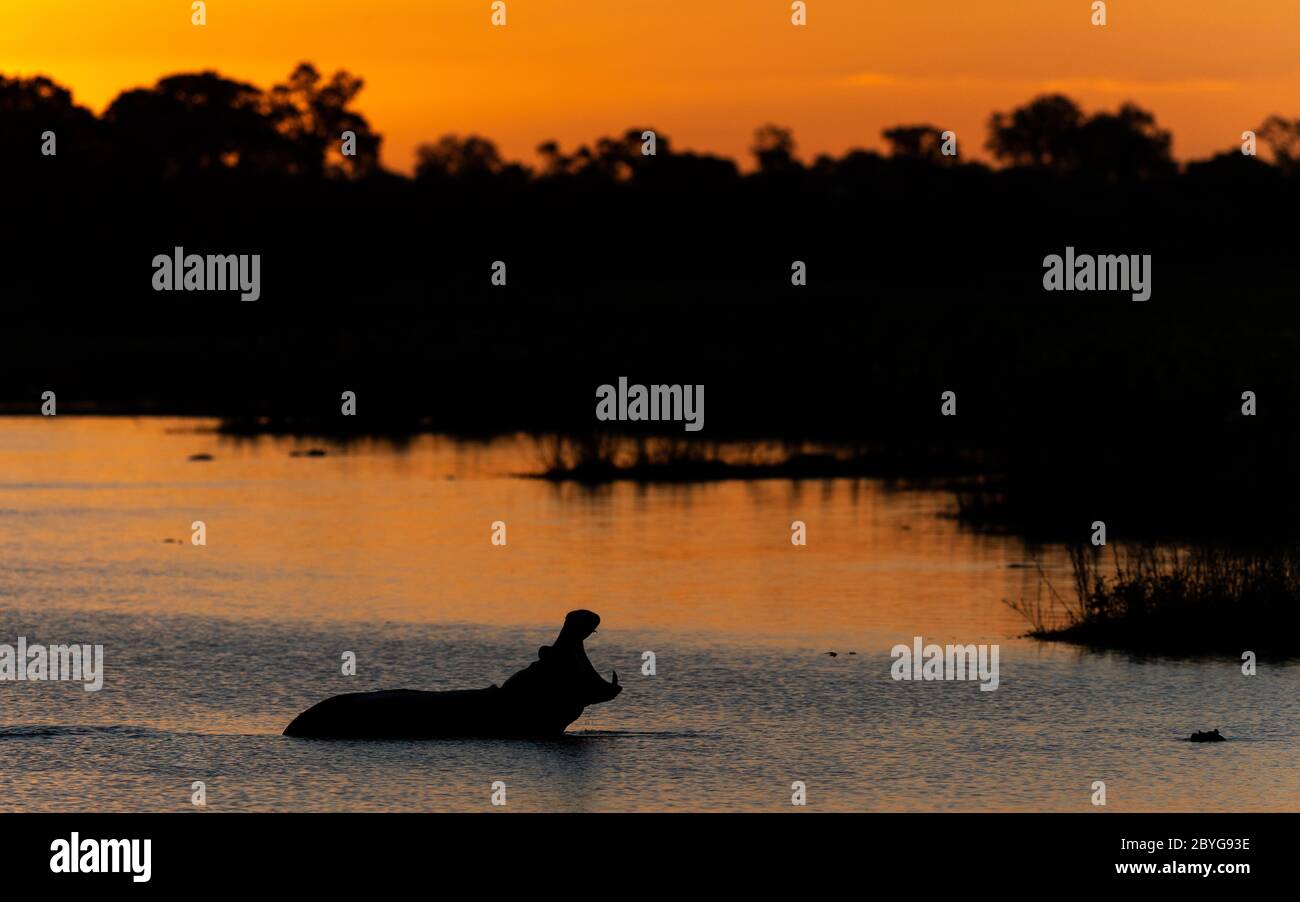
left=1008, top=546, right=1300, bottom=658
left=529, top=440, right=988, bottom=484
left=283, top=611, right=622, bottom=739
left=6, top=64, right=1300, bottom=547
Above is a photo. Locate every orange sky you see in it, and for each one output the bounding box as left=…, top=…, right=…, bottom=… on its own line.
left=2, top=0, right=1297, bottom=172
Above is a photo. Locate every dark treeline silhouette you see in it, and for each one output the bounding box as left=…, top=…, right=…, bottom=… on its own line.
left=5, top=63, right=1300, bottom=543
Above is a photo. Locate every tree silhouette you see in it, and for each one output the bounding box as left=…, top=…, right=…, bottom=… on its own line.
left=589, top=128, right=662, bottom=181
left=751, top=124, right=798, bottom=173
left=6, top=64, right=1291, bottom=191
left=986, top=94, right=1084, bottom=170
left=987, top=94, right=1173, bottom=180
left=882, top=124, right=951, bottom=164
left=267, top=63, right=381, bottom=179
left=531, top=129, right=705, bottom=186
left=535, top=139, right=572, bottom=177
left=415, top=134, right=505, bottom=180
left=1258, top=116, right=1300, bottom=174
left=104, top=71, right=294, bottom=179
left=0, top=74, right=102, bottom=172
left=101, top=63, right=380, bottom=180
left=1074, top=103, right=1174, bottom=181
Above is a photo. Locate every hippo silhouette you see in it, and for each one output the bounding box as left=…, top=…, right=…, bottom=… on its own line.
left=283, top=610, right=622, bottom=739
left=1189, top=729, right=1226, bottom=742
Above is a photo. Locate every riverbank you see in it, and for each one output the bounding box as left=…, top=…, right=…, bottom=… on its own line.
left=1012, top=545, right=1300, bottom=657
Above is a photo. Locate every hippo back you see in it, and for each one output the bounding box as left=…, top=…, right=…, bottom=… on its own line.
left=283, top=687, right=504, bottom=738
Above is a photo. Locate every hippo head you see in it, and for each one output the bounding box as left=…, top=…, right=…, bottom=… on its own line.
left=552, top=610, right=621, bottom=704
left=501, top=611, right=622, bottom=734
left=558, top=609, right=602, bottom=643
left=586, top=664, right=622, bottom=704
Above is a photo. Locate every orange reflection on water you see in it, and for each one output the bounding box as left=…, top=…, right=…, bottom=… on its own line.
left=0, top=417, right=1055, bottom=645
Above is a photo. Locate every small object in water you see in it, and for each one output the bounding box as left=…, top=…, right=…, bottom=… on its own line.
left=188, top=453, right=214, bottom=462
left=1189, top=729, right=1226, bottom=742
left=290, top=448, right=328, bottom=458
left=824, top=651, right=838, bottom=657
left=163, top=538, right=177, bottom=543
left=847, top=651, right=857, bottom=655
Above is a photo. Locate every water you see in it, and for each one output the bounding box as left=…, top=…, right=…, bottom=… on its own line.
left=0, top=417, right=1295, bottom=811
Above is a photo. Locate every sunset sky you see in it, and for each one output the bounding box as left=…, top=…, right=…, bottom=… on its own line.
left=2, top=0, right=1297, bottom=172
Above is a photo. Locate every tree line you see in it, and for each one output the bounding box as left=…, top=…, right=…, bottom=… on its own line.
left=5, top=62, right=1300, bottom=185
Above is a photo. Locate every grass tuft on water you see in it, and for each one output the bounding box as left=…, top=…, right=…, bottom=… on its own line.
left=1010, top=545, right=1300, bottom=656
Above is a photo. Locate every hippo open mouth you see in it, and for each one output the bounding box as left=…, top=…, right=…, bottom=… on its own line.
left=283, top=610, right=622, bottom=739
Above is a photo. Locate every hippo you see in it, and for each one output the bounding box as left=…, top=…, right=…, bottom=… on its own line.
left=283, top=610, right=622, bottom=739
left=1189, top=729, right=1226, bottom=742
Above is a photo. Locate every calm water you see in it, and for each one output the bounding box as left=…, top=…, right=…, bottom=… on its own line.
left=0, top=417, right=1295, bottom=812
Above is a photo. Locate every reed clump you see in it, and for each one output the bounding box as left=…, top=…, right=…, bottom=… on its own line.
left=1009, top=544, right=1300, bottom=655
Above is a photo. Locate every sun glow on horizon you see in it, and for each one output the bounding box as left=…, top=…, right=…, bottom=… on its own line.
left=2, top=0, right=1298, bottom=172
